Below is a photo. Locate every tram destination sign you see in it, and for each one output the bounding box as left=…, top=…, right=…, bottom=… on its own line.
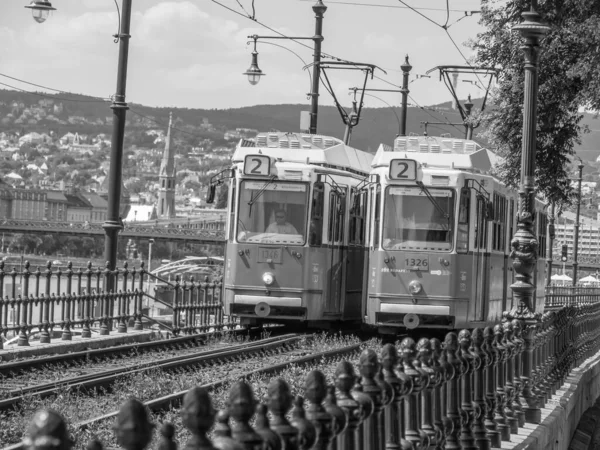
left=389, top=159, right=417, bottom=181
left=244, top=154, right=271, bottom=176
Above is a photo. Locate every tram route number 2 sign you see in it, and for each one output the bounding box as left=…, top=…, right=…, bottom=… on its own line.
left=389, top=159, right=417, bottom=181
left=244, top=155, right=271, bottom=175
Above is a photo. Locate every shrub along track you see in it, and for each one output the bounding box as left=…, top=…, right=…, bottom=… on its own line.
left=0, top=333, right=302, bottom=412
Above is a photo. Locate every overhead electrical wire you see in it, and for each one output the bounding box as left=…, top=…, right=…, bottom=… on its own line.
left=0, top=80, right=110, bottom=104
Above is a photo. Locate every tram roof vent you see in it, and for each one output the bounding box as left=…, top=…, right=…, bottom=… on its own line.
left=430, top=144, right=441, bottom=153
left=394, top=138, right=407, bottom=150
left=302, top=144, right=312, bottom=149
left=312, top=136, right=323, bottom=147
left=279, top=139, right=289, bottom=148
left=419, top=144, right=429, bottom=153
left=267, top=133, right=280, bottom=147
left=407, top=137, right=419, bottom=152
left=290, top=140, right=300, bottom=149
left=441, top=140, right=453, bottom=153
left=465, top=142, right=476, bottom=153
left=256, top=135, right=268, bottom=146
left=452, top=140, right=464, bottom=152
left=324, top=138, right=335, bottom=148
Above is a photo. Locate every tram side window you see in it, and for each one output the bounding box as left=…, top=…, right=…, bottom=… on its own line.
left=228, top=181, right=236, bottom=241
left=309, top=182, right=324, bottom=246
left=457, top=188, right=470, bottom=254
left=474, top=196, right=487, bottom=249
left=491, top=193, right=506, bottom=252
left=327, top=190, right=346, bottom=243
left=373, top=185, right=381, bottom=248
left=349, top=189, right=366, bottom=245
left=537, top=211, right=547, bottom=258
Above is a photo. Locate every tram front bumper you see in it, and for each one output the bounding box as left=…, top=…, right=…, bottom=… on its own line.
left=367, top=298, right=459, bottom=329
left=230, top=295, right=306, bottom=318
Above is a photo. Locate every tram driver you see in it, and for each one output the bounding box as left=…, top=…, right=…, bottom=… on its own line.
left=266, top=209, right=298, bottom=235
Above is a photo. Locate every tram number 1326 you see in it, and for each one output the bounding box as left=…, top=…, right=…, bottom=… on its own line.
left=405, top=257, right=428, bottom=270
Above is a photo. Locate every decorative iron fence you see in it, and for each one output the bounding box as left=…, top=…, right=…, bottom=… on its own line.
left=544, top=286, right=600, bottom=309
left=0, top=260, right=234, bottom=349
left=15, top=303, right=600, bottom=450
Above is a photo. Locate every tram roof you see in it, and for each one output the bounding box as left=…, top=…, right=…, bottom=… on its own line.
left=372, top=135, right=502, bottom=174
left=232, top=132, right=374, bottom=174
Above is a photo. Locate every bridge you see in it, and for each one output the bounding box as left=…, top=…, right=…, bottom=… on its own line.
left=0, top=219, right=226, bottom=243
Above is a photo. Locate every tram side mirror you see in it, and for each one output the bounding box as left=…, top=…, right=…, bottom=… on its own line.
left=206, top=184, right=217, bottom=204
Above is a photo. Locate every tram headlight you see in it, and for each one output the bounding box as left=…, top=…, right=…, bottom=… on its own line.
left=408, top=280, right=423, bottom=295
left=262, top=272, right=275, bottom=286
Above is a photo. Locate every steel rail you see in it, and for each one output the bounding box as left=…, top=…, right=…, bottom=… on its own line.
left=0, top=328, right=249, bottom=377
left=0, top=333, right=303, bottom=412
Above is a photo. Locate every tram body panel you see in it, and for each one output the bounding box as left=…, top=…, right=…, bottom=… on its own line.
left=224, top=243, right=332, bottom=320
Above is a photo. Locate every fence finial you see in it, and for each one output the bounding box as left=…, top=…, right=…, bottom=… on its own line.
left=23, top=409, right=73, bottom=450
left=181, top=386, right=215, bottom=450
left=113, top=398, right=154, bottom=450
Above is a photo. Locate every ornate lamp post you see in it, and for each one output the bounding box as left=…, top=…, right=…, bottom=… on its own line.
left=399, top=55, right=412, bottom=136
left=103, top=0, right=133, bottom=284
left=572, top=160, right=584, bottom=285
left=244, top=0, right=326, bottom=134
left=508, top=0, right=549, bottom=424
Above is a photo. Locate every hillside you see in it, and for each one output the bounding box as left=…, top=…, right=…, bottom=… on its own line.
left=1, top=89, right=599, bottom=156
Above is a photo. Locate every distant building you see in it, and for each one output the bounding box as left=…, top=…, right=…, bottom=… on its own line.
left=157, top=112, right=176, bottom=219
left=65, top=193, right=92, bottom=223
left=45, top=191, right=68, bottom=221
left=81, top=191, right=109, bottom=223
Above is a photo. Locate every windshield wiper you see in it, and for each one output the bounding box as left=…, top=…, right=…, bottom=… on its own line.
left=416, top=181, right=450, bottom=231
left=248, top=176, right=277, bottom=209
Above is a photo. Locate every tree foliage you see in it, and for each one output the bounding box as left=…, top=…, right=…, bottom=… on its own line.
left=471, top=0, right=600, bottom=206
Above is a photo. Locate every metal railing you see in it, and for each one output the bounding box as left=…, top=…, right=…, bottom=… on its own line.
left=544, top=286, right=600, bottom=309
left=0, top=219, right=226, bottom=242
left=15, top=303, right=600, bottom=450
left=0, top=260, right=234, bottom=349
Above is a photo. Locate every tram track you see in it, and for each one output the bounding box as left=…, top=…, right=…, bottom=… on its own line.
left=0, top=328, right=256, bottom=378
left=0, top=333, right=303, bottom=412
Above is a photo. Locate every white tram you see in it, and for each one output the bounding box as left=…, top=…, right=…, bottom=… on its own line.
left=363, top=135, right=547, bottom=332
left=213, top=132, right=373, bottom=327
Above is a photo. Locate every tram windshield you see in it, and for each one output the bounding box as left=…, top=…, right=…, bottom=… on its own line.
left=237, top=180, right=308, bottom=244
left=382, top=186, right=454, bottom=251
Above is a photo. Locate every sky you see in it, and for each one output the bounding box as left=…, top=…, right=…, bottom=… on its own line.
left=0, top=0, right=491, bottom=111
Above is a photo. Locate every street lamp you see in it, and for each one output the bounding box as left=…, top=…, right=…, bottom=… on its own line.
left=572, top=160, right=584, bottom=285
left=103, top=0, right=133, bottom=283
left=508, top=0, right=550, bottom=425
left=24, top=0, right=55, bottom=23
left=243, top=38, right=264, bottom=86
left=244, top=0, right=327, bottom=134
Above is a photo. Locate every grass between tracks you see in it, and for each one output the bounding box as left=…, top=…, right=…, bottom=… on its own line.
left=1, top=332, right=380, bottom=450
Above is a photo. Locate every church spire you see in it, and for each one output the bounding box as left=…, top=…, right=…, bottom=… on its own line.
left=159, top=112, right=174, bottom=177
left=157, top=112, right=176, bottom=218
